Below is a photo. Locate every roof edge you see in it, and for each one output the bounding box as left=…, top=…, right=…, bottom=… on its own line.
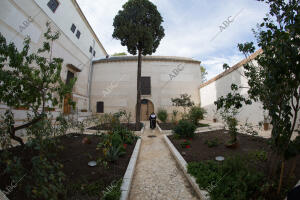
left=93, top=56, right=201, bottom=64
left=199, top=49, right=263, bottom=89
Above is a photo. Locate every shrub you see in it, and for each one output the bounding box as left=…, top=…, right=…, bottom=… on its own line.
left=204, top=138, right=219, bottom=148
left=173, top=120, right=196, bottom=138
left=188, top=106, right=206, bottom=125
left=98, top=127, right=137, bottom=162
left=157, top=109, right=168, bottom=122
left=180, top=140, right=191, bottom=148
left=187, top=155, right=266, bottom=200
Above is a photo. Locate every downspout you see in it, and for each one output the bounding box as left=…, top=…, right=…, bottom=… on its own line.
left=88, top=40, right=95, bottom=112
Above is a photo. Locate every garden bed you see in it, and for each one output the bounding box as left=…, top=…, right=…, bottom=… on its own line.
left=88, top=122, right=143, bottom=131
left=0, top=133, right=137, bottom=200
left=168, top=129, right=300, bottom=200
left=158, top=122, right=209, bottom=130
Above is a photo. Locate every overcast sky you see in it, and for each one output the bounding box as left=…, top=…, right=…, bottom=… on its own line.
left=77, top=0, right=269, bottom=80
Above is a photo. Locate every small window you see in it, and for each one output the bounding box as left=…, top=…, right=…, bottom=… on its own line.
left=71, top=24, right=76, bottom=33
left=47, top=0, right=59, bottom=13
left=96, top=102, right=104, bottom=113
left=89, top=46, right=92, bottom=53
left=66, top=71, right=74, bottom=84
left=76, top=30, right=81, bottom=39
left=93, top=50, right=96, bottom=57
left=141, top=76, right=151, bottom=95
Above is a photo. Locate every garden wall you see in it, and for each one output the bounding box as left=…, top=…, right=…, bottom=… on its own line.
left=199, top=50, right=300, bottom=132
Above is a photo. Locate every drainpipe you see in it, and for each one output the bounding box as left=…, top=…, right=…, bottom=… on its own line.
left=88, top=40, right=95, bottom=112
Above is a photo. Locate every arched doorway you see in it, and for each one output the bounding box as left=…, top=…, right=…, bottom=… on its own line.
left=140, top=99, right=154, bottom=121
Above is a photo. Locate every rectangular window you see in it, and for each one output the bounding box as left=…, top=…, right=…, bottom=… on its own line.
left=96, top=101, right=104, bottom=113
left=66, top=71, right=74, bottom=84
left=93, top=50, right=96, bottom=57
left=76, top=30, right=81, bottom=39
left=47, top=0, right=59, bottom=13
left=89, top=46, right=92, bottom=53
left=71, top=24, right=76, bottom=33
left=141, top=76, right=151, bottom=95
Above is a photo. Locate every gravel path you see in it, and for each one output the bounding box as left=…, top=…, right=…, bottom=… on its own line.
left=129, top=122, right=198, bottom=200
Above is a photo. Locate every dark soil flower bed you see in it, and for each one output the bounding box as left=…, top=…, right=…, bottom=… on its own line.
left=88, top=122, right=143, bottom=131
left=168, top=129, right=300, bottom=200
left=158, top=122, right=209, bottom=130
left=0, top=133, right=136, bottom=200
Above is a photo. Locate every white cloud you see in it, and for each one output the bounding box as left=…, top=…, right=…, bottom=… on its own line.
left=77, top=0, right=269, bottom=78
left=202, top=54, right=244, bottom=80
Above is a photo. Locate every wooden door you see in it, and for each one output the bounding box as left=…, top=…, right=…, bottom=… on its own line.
left=140, top=99, right=154, bottom=121
left=63, top=71, right=74, bottom=114
left=63, top=93, right=71, bottom=114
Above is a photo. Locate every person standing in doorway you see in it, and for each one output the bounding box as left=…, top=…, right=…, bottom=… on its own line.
left=149, top=112, right=156, bottom=129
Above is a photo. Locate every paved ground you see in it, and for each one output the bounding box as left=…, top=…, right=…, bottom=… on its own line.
left=129, top=121, right=198, bottom=200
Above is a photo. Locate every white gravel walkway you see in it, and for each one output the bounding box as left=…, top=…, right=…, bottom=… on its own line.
left=129, top=121, right=198, bottom=200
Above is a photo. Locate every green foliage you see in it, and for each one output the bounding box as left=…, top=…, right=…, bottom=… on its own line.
left=112, top=0, right=165, bottom=130
left=0, top=22, right=75, bottom=145
left=173, top=119, right=196, bottom=139
left=188, top=106, right=206, bottom=125
left=67, top=179, right=105, bottom=198
left=101, top=179, right=122, bottom=200
left=204, top=137, right=220, bottom=148
left=200, top=66, right=208, bottom=83
left=0, top=117, right=68, bottom=200
left=171, top=93, right=195, bottom=113
left=214, top=84, right=251, bottom=143
left=187, top=155, right=266, bottom=200
left=237, top=0, right=300, bottom=158
left=157, top=108, right=168, bottom=122
left=180, top=139, right=191, bottom=148
left=26, top=156, right=66, bottom=200
left=249, top=150, right=268, bottom=162
left=222, top=63, right=230, bottom=70
left=285, top=135, right=300, bottom=160
left=97, top=126, right=137, bottom=162
left=171, top=110, right=178, bottom=124
left=112, top=52, right=127, bottom=56
left=113, top=126, right=138, bottom=145
left=112, top=0, right=165, bottom=55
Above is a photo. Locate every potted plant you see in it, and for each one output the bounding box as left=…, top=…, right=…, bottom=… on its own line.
left=263, top=113, right=270, bottom=131
left=212, top=109, right=218, bottom=122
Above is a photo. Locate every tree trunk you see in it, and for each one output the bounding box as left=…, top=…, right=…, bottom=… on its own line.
left=135, top=50, right=142, bottom=130
left=9, top=127, right=24, bottom=146
left=277, top=160, right=285, bottom=194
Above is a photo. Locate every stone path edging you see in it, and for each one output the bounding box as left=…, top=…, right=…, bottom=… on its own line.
left=0, top=190, right=9, bottom=200
left=120, top=138, right=142, bottom=200
left=157, top=123, right=225, bottom=135
left=163, top=135, right=210, bottom=200
left=157, top=123, right=172, bottom=134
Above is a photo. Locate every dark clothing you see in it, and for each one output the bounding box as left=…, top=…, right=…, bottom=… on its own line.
left=149, top=114, right=156, bottom=129
left=287, top=185, right=300, bottom=200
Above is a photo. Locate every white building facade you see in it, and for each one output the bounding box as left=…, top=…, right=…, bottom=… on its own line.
left=91, top=56, right=202, bottom=121
left=0, top=0, right=108, bottom=123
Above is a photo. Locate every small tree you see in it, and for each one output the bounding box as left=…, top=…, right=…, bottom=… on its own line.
left=171, top=93, right=195, bottom=114
left=237, top=0, right=299, bottom=194
left=0, top=22, right=75, bottom=146
left=200, top=66, right=208, bottom=83
left=214, top=84, right=251, bottom=145
left=112, top=0, right=165, bottom=130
